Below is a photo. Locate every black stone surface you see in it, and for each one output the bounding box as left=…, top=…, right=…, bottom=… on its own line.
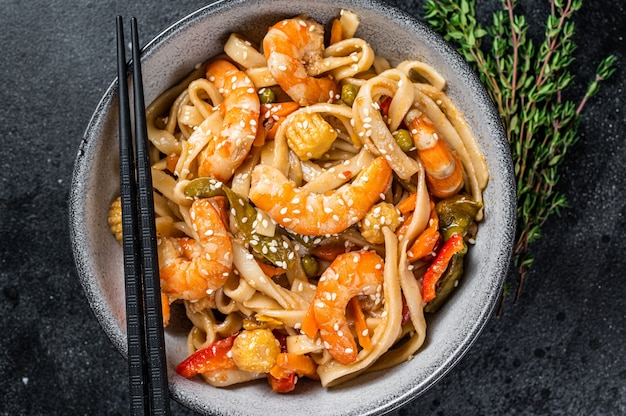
left=0, top=1, right=624, bottom=415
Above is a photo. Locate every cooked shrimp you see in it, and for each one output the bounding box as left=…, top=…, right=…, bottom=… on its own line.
left=198, top=59, right=260, bottom=181
left=248, top=157, right=392, bottom=236
left=312, top=250, right=385, bottom=364
left=158, top=198, right=233, bottom=301
left=405, top=108, right=464, bottom=199
left=262, top=17, right=338, bottom=106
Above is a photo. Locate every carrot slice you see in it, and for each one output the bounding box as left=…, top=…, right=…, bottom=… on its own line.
left=396, top=192, right=417, bottom=215
left=329, top=18, right=344, bottom=45
left=255, top=259, right=287, bottom=277
left=348, top=297, right=370, bottom=351
left=301, top=301, right=318, bottom=339
left=269, top=353, right=319, bottom=380
left=407, top=226, right=440, bottom=262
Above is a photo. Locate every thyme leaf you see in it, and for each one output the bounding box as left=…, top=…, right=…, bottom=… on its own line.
left=423, top=0, right=616, bottom=309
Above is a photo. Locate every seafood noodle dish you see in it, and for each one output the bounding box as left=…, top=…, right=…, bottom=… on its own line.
left=107, top=9, right=489, bottom=392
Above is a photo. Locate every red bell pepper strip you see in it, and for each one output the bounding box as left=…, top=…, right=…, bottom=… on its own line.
left=175, top=333, right=238, bottom=378
left=379, top=96, right=392, bottom=116
left=422, top=233, right=465, bottom=303
left=267, top=372, right=297, bottom=393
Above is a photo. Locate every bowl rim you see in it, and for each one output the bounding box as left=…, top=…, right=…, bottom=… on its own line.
left=69, top=0, right=516, bottom=414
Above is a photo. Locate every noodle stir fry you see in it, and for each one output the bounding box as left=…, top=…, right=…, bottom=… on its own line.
left=108, top=10, right=488, bottom=392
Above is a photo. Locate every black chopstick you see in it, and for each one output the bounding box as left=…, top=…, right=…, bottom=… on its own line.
left=116, top=16, right=170, bottom=416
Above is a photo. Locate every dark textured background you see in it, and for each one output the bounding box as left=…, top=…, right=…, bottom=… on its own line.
left=0, top=0, right=624, bottom=415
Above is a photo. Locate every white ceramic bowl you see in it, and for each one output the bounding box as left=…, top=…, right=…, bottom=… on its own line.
left=70, top=0, right=516, bottom=414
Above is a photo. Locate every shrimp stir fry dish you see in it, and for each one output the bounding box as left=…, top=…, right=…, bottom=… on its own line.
left=107, top=10, right=489, bottom=392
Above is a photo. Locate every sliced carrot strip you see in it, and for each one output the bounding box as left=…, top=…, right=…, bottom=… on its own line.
left=255, top=259, right=287, bottom=277
left=269, top=352, right=319, bottom=380
left=329, top=19, right=344, bottom=45
left=301, top=301, right=318, bottom=339
left=407, top=226, right=440, bottom=262
left=165, top=153, right=179, bottom=173
left=348, top=297, right=370, bottom=351
left=396, top=192, right=417, bottom=215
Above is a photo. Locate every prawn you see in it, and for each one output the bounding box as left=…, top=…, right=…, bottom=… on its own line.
left=248, top=157, right=392, bottom=236
left=312, top=250, right=385, bottom=364
left=405, top=109, right=464, bottom=199
left=158, top=198, right=233, bottom=301
left=262, top=17, right=338, bottom=106
left=198, top=59, right=260, bottom=181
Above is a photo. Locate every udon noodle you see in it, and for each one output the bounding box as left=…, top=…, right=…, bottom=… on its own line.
left=108, top=9, right=488, bottom=392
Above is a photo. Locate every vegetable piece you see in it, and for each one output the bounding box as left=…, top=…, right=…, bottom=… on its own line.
left=378, top=96, right=392, bottom=116
left=255, top=101, right=301, bottom=146
left=161, top=293, right=170, bottom=327
left=407, top=225, right=440, bottom=262
left=436, top=195, right=482, bottom=240
left=107, top=197, right=123, bottom=242
left=231, top=329, right=281, bottom=373
left=341, top=83, right=359, bottom=106
left=258, top=87, right=276, bottom=104
left=301, top=255, right=319, bottom=278
left=267, top=372, right=297, bottom=393
left=424, top=251, right=464, bottom=313
left=407, top=206, right=441, bottom=262
left=165, top=153, right=179, bottom=173
left=347, top=297, right=370, bottom=351
left=285, top=111, right=338, bottom=161
left=255, top=259, right=286, bottom=277
left=393, top=129, right=414, bottom=152
left=329, top=18, right=344, bottom=45
left=396, top=192, right=417, bottom=215
left=184, top=178, right=296, bottom=270
left=422, top=233, right=465, bottom=303
left=359, top=202, right=402, bottom=245
left=301, top=301, right=318, bottom=339
left=176, top=334, right=238, bottom=378
left=269, top=353, right=318, bottom=380
left=267, top=352, right=319, bottom=393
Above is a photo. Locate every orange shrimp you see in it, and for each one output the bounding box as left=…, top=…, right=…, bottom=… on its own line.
left=248, top=157, right=392, bottom=236
left=262, top=17, right=338, bottom=106
left=311, top=250, right=385, bottom=364
left=158, top=198, right=232, bottom=301
left=198, top=59, right=260, bottom=181
left=405, top=109, right=464, bottom=199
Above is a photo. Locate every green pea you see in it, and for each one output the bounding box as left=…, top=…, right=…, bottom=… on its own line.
left=259, top=87, right=276, bottom=104
left=393, top=129, right=414, bottom=152
left=341, top=84, right=359, bottom=107
left=301, top=255, right=319, bottom=278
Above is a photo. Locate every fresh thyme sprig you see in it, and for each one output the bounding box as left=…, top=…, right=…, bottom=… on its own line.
left=423, top=0, right=616, bottom=307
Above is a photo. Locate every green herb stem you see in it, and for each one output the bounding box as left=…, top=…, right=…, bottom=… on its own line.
left=423, top=0, right=616, bottom=310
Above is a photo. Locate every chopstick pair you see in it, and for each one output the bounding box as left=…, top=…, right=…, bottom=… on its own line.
left=116, top=16, right=170, bottom=416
